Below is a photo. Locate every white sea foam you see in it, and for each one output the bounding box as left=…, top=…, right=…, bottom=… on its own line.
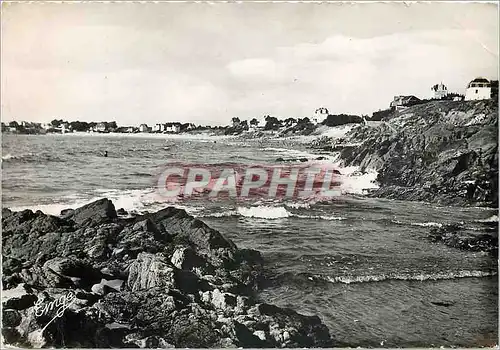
left=237, top=206, right=291, bottom=219
left=2, top=153, right=15, bottom=160
left=336, top=165, right=379, bottom=195
left=477, top=215, right=499, bottom=223
left=263, top=147, right=329, bottom=160
left=201, top=205, right=345, bottom=221
left=411, top=222, right=443, bottom=228
left=293, top=214, right=345, bottom=221
left=324, top=270, right=497, bottom=284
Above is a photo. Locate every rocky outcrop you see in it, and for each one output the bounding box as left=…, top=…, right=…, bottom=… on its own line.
left=335, top=100, right=498, bottom=206
left=428, top=222, right=498, bottom=257
left=2, top=199, right=334, bottom=348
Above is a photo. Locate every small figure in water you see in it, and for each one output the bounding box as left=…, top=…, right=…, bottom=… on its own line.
left=104, top=151, right=108, bottom=157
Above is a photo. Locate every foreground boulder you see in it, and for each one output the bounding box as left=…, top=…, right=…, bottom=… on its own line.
left=2, top=199, right=334, bottom=348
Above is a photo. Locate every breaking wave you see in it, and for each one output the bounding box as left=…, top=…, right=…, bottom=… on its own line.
left=322, top=270, right=497, bottom=284
left=200, top=205, right=344, bottom=220
left=476, top=215, right=499, bottom=223
left=278, top=270, right=498, bottom=285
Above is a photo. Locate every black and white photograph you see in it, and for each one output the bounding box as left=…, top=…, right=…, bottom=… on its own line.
left=1, top=1, right=498, bottom=348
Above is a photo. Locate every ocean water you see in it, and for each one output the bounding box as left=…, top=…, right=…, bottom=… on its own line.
left=2, top=133, right=498, bottom=347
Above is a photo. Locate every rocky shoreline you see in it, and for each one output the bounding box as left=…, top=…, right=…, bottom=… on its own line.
left=310, top=100, right=498, bottom=207
left=2, top=199, right=333, bottom=348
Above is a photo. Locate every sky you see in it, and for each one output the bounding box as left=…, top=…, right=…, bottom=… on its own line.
left=1, top=2, right=498, bottom=126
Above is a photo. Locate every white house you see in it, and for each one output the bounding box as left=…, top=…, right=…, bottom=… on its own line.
left=465, top=77, right=491, bottom=101
left=165, top=122, right=181, bottom=133
left=153, top=123, right=165, bottom=132
left=312, top=107, right=329, bottom=124
left=139, top=124, right=150, bottom=133
left=431, top=82, right=448, bottom=99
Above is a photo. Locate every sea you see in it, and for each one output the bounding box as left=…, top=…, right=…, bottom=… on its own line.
left=2, top=132, right=498, bottom=347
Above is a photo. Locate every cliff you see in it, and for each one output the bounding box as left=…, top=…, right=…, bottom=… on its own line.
left=337, top=100, right=498, bottom=206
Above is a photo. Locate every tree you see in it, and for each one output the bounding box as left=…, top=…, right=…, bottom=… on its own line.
left=250, top=118, right=258, bottom=126
left=297, top=117, right=311, bottom=125
left=231, top=117, right=240, bottom=126
left=8, top=121, right=19, bottom=128
left=70, top=121, right=90, bottom=132
left=264, top=116, right=281, bottom=130
left=108, top=121, right=118, bottom=130
left=51, top=119, right=63, bottom=127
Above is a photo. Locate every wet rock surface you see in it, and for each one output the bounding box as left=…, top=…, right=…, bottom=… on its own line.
left=428, top=222, right=498, bottom=257
left=2, top=199, right=334, bottom=348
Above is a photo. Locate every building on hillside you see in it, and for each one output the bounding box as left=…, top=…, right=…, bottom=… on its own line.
left=390, top=95, right=421, bottom=111
left=431, top=82, right=448, bottom=99
left=165, top=122, right=181, bottom=133
left=465, top=77, right=492, bottom=101
left=139, top=124, right=150, bottom=133
left=153, top=123, right=165, bottom=132
left=312, top=107, right=329, bottom=124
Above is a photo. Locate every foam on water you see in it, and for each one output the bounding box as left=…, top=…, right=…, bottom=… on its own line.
left=336, top=165, right=379, bottom=195
left=323, top=270, right=497, bottom=284
left=392, top=220, right=444, bottom=228
left=237, top=205, right=291, bottom=219
left=263, top=147, right=329, bottom=160
left=477, top=215, right=499, bottom=223
left=200, top=205, right=345, bottom=221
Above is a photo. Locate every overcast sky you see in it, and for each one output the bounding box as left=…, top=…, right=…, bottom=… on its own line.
left=1, top=2, right=498, bottom=126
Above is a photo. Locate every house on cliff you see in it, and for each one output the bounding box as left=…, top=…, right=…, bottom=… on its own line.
left=390, top=95, right=421, bottom=111
left=465, top=77, right=492, bottom=101
left=313, top=107, right=329, bottom=124
left=431, top=83, right=448, bottom=99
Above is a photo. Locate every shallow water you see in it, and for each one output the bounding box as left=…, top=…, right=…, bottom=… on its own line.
left=2, top=133, right=498, bottom=347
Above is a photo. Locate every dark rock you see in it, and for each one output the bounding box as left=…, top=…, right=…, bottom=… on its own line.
left=67, top=198, right=117, bottom=226
left=116, top=208, right=128, bottom=216
left=429, top=223, right=498, bottom=256
left=2, top=327, right=21, bottom=344
left=2, top=198, right=334, bottom=348
left=60, top=208, right=74, bottom=218
left=2, top=309, right=22, bottom=327
left=430, top=300, right=455, bottom=307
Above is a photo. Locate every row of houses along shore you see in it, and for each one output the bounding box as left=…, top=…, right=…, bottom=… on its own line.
left=3, top=77, right=498, bottom=135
